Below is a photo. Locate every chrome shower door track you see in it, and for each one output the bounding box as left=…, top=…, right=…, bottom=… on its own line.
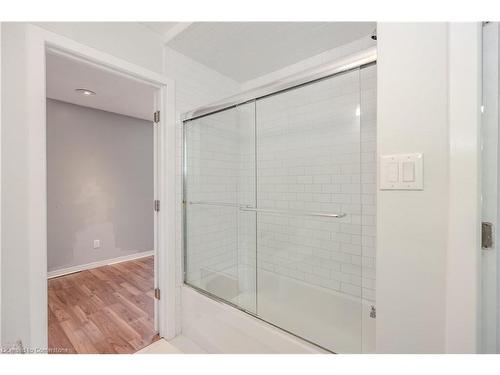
left=181, top=47, right=377, bottom=122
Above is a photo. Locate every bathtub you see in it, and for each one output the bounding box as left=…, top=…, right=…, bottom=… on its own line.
left=183, top=268, right=375, bottom=353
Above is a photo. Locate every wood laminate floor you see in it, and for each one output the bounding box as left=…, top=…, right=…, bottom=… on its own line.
left=48, top=256, right=159, bottom=354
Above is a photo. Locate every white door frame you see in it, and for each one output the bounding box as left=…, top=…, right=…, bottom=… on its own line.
left=480, top=21, right=500, bottom=354
left=25, top=24, right=177, bottom=348
left=446, top=22, right=482, bottom=353
left=0, top=21, right=3, bottom=347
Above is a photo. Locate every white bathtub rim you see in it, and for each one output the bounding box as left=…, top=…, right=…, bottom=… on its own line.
left=181, top=284, right=331, bottom=354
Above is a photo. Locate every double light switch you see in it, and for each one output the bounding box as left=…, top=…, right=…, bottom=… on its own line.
left=380, top=153, right=423, bottom=190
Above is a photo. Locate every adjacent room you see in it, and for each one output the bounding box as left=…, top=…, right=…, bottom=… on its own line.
left=45, top=50, right=159, bottom=353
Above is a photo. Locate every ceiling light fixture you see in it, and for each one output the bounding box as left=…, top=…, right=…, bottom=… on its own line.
left=75, top=88, right=96, bottom=96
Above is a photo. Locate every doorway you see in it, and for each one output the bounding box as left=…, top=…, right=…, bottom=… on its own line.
left=45, top=49, right=160, bottom=354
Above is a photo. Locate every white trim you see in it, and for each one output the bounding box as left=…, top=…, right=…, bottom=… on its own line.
left=47, top=251, right=154, bottom=279
left=27, top=24, right=48, bottom=351
left=446, top=22, right=482, bottom=353
left=24, top=23, right=177, bottom=348
left=42, top=32, right=168, bottom=86
left=0, top=21, right=3, bottom=346
left=480, top=21, right=499, bottom=353
left=46, top=47, right=163, bottom=89
left=153, top=91, right=160, bottom=333
left=161, top=78, right=177, bottom=340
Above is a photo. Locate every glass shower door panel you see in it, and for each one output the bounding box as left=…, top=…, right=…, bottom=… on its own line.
left=184, top=103, right=256, bottom=313
left=256, top=70, right=362, bottom=353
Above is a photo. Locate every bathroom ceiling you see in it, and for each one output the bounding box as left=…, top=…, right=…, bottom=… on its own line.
left=144, top=22, right=376, bottom=82
left=46, top=51, right=156, bottom=121
left=141, top=22, right=179, bottom=37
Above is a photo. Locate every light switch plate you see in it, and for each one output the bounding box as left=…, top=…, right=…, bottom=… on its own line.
left=380, top=153, right=423, bottom=190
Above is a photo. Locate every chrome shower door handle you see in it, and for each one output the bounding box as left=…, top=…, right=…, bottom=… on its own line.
left=239, top=207, right=346, bottom=219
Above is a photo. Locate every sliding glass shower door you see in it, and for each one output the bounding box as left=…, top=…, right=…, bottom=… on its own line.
left=183, top=65, right=376, bottom=353
left=255, top=69, right=363, bottom=353
left=184, top=102, right=257, bottom=313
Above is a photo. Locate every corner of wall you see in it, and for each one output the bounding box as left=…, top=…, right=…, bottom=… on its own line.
left=376, top=22, right=449, bottom=353
left=445, top=22, right=482, bottom=354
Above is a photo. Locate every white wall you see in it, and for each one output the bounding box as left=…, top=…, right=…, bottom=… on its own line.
left=1, top=22, right=32, bottom=348
left=47, top=99, right=153, bottom=273
left=0, top=22, right=165, bottom=349
left=376, top=22, right=481, bottom=353
left=376, top=23, right=449, bottom=353
left=164, top=47, right=240, bottom=114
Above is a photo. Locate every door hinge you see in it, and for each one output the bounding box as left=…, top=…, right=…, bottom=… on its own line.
left=154, top=288, right=161, bottom=300
left=153, top=111, right=160, bottom=123
left=482, top=222, right=494, bottom=249
left=370, top=305, right=376, bottom=319
left=154, top=200, right=160, bottom=212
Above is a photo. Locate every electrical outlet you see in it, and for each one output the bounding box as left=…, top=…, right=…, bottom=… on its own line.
left=93, top=239, right=100, bottom=249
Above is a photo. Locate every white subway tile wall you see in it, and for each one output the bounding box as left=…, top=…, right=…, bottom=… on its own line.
left=185, top=104, right=257, bottom=313
left=254, top=65, right=376, bottom=303
left=183, top=65, right=376, bottom=308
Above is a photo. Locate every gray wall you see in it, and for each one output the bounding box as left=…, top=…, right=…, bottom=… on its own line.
left=47, top=99, right=153, bottom=272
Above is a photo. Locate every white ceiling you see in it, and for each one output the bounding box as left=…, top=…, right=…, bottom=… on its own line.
left=46, top=51, right=156, bottom=121
left=46, top=23, right=375, bottom=117
left=141, top=22, right=178, bottom=36
left=145, top=22, right=376, bottom=82
left=140, top=22, right=181, bottom=38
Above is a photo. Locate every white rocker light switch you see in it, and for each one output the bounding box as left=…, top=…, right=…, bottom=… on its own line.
left=380, top=153, right=423, bottom=190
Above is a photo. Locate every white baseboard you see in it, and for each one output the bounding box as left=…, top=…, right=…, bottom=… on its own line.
left=47, top=250, right=154, bottom=279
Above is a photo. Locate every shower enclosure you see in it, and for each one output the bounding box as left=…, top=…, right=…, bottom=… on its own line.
left=182, top=50, right=377, bottom=353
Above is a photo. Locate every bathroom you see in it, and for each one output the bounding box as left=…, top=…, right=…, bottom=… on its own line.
left=0, top=2, right=499, bottom=372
